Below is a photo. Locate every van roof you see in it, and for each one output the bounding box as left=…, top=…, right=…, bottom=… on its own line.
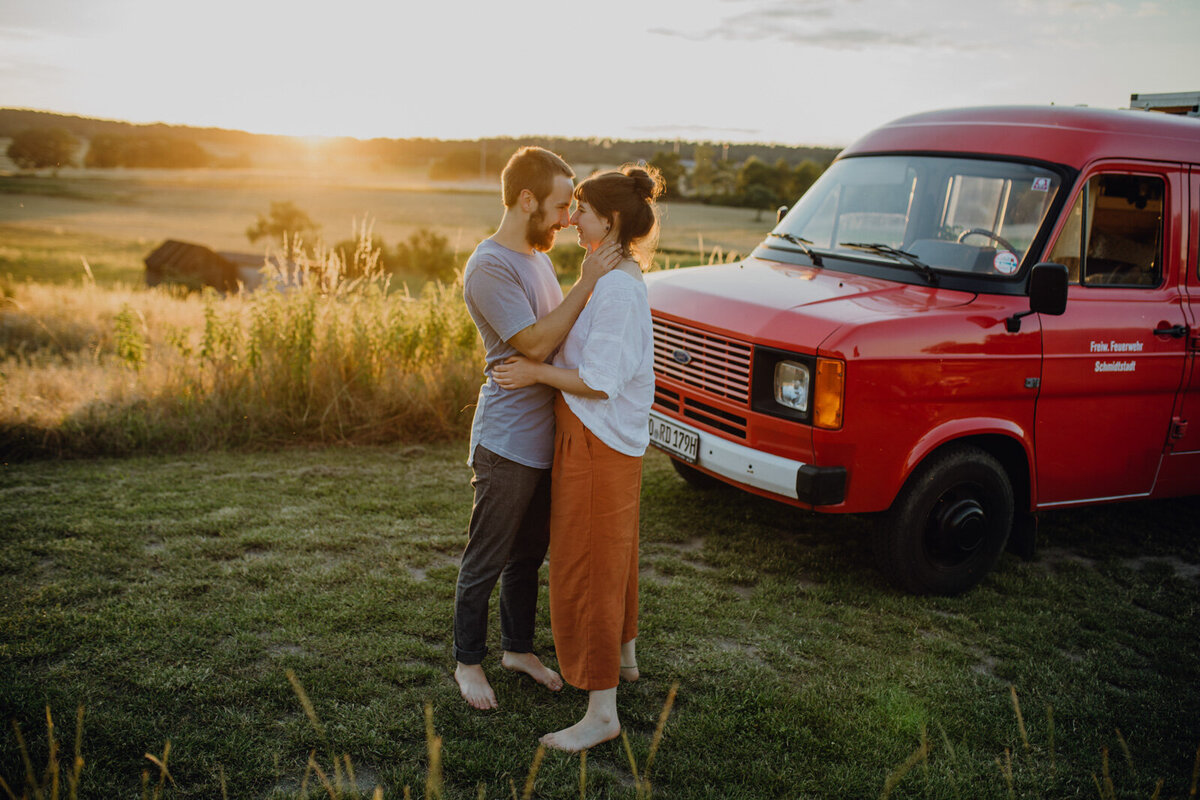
left=841, top=106, right=1199, bottom=168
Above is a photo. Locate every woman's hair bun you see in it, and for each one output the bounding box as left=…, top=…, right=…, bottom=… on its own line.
left=623, top=165, right=665, bottom=202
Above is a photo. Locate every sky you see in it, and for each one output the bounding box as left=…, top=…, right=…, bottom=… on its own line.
left=1, top=0, right=1197, bottom=148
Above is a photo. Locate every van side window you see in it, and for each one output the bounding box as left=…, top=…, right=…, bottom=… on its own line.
left=1047, top=174, right=1164, bottom=287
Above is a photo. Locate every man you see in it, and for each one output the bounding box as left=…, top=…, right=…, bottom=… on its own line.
left=454, top=146, right=618, bottom=710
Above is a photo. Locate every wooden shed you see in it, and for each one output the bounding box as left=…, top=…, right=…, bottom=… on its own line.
left=143, top=240, right=287, bottom=292
left=144, top=240, right=240, bottom=292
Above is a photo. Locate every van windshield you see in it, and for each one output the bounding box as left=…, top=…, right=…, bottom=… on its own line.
left=770, top=155, right=1063, bottom=278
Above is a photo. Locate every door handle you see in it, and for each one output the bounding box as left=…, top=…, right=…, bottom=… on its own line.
left=1153, top=324, right=1189, bottom=338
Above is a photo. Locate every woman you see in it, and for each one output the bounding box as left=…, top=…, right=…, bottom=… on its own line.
left=492, top=164, right=662, bottom=752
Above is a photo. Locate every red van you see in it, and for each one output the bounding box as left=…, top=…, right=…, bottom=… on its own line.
left=647, top=105, right=1200, bottom=594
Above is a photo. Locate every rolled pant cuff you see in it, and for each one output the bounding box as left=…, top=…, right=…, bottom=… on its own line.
left=501, top=637, right=534, bottom=654
left=454, top=645, right=487, bottom=665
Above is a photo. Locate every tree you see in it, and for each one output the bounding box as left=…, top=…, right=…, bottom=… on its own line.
left=743, top=184, right=777, bottom=222
left=85, top=133, right=210, bottom=168
left=690, top=144, right=717, bottom=198
left=6, top=128, right=79, bottom=173
left=735, top=157, right=776, bottom=201
left=394, top=229, right=457, bottom=282
left=84, top=134, right=125, bottom=168
left=788, top=159, right=826, bottom=204
left=711, top=159, right=738, bottom=199
left=648, top=151, right=685, bottom=199
left=246, top=201, right=321, bottom=255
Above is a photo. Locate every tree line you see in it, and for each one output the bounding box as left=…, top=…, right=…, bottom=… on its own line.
left=5, top=127, right=218, bottom=170
left=648, top=147, right=829, bottom=216
left=2, top=109, right=840, bottom=209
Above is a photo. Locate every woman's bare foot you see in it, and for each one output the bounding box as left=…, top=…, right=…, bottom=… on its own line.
left=541, top=687, right=620, bottom=752
left=455, top=663, right=497, bottom=710
left=501, top=651, right=563, bottom=691
left=619, top=638, right=639, bottom=682
left=540, top=714, right=621, bottom=752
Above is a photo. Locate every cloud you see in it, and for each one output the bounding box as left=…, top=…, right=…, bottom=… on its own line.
left=1014, top=0, right=1130, bottom=17
left=649, top=0, right=964, bottom=51
left=0, top=1, right=119, bottom=35
left=651, top=0, right=834, bottom=39
left=650, top=23, right=952, bottom=51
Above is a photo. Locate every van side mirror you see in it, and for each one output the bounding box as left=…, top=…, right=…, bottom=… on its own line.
left=776, top=205, right=789, bottom=224
left=1006, top=263, right=1069, bottom=333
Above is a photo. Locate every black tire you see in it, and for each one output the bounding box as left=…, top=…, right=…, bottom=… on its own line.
left=874, top=446, right=1014, bottom=595
left=671, top=458, right=723, bottom=490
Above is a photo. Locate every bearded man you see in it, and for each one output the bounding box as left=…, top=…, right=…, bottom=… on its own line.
left=454, top=146, right=619, bottom=710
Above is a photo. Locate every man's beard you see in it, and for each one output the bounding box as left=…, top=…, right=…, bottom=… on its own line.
left=525, top=205, right=559, bottom=252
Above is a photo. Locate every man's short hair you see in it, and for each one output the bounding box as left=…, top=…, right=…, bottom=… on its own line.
left=501, top=146, right=574, bottom=208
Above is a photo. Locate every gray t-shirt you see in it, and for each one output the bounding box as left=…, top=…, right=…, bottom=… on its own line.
left=463, top=238, right=564, bottom=469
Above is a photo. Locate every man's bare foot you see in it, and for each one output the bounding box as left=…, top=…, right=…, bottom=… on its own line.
left=455, top=662, right=497, bottom=710
left=501, top=651, right=563, bottom=691
left=540, top=714, right=621, bottom=753
left=620, top=639, right=639, bottom=682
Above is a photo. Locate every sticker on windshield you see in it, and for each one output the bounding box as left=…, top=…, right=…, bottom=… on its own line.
left=993, top=251, right=1020, bottom=275
left=1032, top=177, right=1051, bottom=192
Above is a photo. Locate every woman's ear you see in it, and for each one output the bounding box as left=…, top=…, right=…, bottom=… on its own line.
left=604, top=211, right=621, bottom=241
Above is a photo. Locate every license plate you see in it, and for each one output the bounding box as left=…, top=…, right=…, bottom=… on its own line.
left=648, top=413, right=699, bottom=463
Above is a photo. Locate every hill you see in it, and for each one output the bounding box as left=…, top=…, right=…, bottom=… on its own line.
left=0, top=107, right=842, bottom=175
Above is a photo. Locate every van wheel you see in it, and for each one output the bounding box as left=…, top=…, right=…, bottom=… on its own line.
left=874, top=446, right=1013, bottom=595
left=671, top=459, right=721, bottom=490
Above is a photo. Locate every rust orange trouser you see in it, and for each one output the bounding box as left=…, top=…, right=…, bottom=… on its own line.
left=549, top=395, right=641, bottom=691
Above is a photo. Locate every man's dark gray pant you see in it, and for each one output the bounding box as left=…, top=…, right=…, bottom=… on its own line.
left=453, top=445, right=551, bottom=665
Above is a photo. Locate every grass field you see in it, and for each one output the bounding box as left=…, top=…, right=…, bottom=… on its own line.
left=0, top=170, right=769, bottom=286
left=0, top=168, right=766, bottom=459
left=2, top=445, right=1199, bottom=799
left=2, top=166, right=1198, bottom=799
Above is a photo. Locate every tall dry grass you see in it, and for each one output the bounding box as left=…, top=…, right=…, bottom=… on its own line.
left=0, top=233, right=484, bottom=460
left=4, top=676, right=682, bottom=799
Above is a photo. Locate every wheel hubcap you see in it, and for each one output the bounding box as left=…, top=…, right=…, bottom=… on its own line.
left=926, top=490, right=987, bottom=565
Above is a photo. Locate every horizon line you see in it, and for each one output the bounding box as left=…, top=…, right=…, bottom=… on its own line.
left=0, top=106, right=848, bottom=151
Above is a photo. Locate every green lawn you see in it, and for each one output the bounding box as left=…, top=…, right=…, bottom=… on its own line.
left=2, top=445, right=1198, bottom=798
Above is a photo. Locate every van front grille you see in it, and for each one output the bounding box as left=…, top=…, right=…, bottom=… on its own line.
left=682, top=397, right=747, bottom=439
left=652, top=317, right=751, bottom=404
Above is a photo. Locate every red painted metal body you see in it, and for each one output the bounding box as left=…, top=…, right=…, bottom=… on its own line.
left=647, top=106, right=1200, bottom=516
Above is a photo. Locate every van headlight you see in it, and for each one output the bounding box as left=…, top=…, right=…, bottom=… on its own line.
left=753, top=348, right=845, bottom=429
left=774, top=361, right=810, bottom=412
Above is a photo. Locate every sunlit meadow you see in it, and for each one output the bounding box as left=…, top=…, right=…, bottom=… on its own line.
left=0, top=229, right=483, bottom=459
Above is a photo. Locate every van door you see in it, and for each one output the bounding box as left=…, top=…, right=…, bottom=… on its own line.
left=1154, top=165, right=1200, bottom=497
left=1035, top=164, right=1190, bottom=507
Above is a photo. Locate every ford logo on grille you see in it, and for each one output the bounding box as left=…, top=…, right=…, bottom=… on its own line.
left=672, top=349, right=693, bottom=365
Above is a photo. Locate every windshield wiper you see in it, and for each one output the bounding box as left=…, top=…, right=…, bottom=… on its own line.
left=768, top=232, right=823, bottom=267
left=839, top=242, right=940, bottom=285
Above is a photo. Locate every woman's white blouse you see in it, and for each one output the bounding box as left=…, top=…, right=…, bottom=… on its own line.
left=554, top=269, right=654, bottom=457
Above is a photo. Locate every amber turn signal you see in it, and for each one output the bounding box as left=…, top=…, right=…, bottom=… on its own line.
left=813, top=358, right=845, bottom=429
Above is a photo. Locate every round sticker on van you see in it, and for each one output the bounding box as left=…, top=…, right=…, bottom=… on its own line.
left=993, top=251, right=1019, bottom=275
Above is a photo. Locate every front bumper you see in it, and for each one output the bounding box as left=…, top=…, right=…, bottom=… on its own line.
left=648, top=410, right=847, bottom=507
